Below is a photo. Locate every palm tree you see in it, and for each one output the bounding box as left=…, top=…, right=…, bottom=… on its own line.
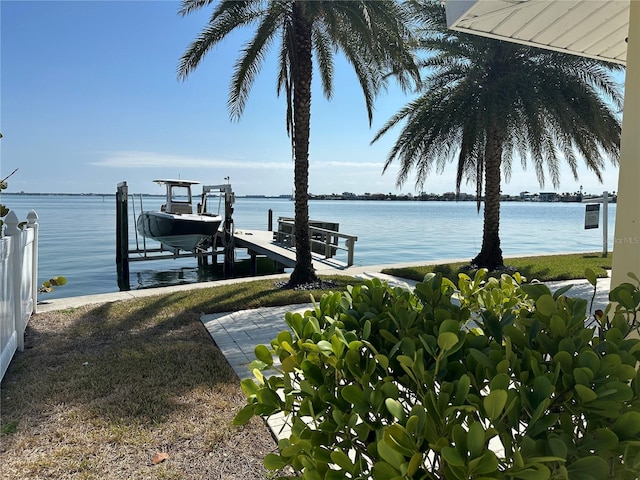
left=178, top=0, right=419, bottom=286
left=373, top=0, right=623, bottom=270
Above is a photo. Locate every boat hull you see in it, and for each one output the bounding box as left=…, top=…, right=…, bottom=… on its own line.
left=136, top=211, right=222, bottom=252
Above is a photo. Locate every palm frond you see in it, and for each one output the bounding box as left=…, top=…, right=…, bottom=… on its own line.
left=228, top=6, right=286, bottom=120
left=179, top=0, right=219, bottom=17
left=178, top=1, right=265, bottom=80
left=311, top=24, right=334, bottom=101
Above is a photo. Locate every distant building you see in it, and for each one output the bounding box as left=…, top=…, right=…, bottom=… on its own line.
left=458, top=192, right=474, bottom=201
left=442, top=192, right=457, bottom=201
left=520, top=191, right=534, bottom=201
left=367, top=193, right=387, bottom=200
left=539, top=192, right=559, bottom=202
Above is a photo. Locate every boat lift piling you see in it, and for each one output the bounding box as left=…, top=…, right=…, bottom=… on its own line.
left=200, top=183, right=235, bottom=276
left=115, top=181, right=236, bottom=291
left=116, top=182, right=130, bottom=290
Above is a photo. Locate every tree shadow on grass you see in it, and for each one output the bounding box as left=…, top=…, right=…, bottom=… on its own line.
left=0, top=290, right=285, bottom=479
left=3, top=299, right=236, bottom=426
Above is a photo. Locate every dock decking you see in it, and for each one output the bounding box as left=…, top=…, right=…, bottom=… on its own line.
left=231, top=229, right=351, bottom=272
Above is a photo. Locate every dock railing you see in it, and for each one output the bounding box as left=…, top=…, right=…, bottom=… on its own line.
left=275, top=217, right=357, bottom=266
left=1, top=210, right=38, bottom=381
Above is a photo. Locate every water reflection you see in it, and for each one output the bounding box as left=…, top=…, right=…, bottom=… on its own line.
left=132, top=258, right=280, bottom=290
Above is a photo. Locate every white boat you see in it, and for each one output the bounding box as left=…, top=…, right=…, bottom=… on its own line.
left=136, top=179, right=222, bottom=252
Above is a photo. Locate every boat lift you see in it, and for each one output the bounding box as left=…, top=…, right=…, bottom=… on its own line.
left=115, top=181, right=235, bottom=291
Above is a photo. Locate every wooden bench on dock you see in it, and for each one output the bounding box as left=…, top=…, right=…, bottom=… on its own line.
left=231, top=220, right=357, bottom=274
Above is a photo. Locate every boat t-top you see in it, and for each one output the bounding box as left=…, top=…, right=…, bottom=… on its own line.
left=136, top=179, right=223, bottom=252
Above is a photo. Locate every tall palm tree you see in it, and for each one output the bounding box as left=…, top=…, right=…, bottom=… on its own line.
left=178, top=0, right=419, bottom=286
left=374, top=0, right=623, bottom=270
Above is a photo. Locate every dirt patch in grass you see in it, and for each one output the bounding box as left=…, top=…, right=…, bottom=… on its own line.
left=0, top=303, right=282, bottom=480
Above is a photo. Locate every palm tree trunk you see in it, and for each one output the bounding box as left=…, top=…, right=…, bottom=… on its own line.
left=472, top=124, right=504, bottom=270
left=288, top=3, right=318, bottom=286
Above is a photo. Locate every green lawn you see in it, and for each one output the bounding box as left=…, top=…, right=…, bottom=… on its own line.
left=382, top=252, right=612, bottom=283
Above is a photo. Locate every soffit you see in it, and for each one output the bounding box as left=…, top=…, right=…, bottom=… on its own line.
left=445, top=0, right=629, bottom=65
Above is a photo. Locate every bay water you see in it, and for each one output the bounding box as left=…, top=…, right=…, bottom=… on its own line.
left=3, top=195, right=616, bottom=299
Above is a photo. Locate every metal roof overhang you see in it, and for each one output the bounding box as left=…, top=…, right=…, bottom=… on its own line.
left=445, top=0, right=629, bottom=65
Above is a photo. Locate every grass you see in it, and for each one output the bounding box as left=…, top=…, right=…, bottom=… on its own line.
left=0, top=253, right=611, bottom=478
left=382, top=252, right=612, bottom=283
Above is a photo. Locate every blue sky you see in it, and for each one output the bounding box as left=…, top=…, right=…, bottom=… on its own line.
left=1, top=0, right=623, bottom=197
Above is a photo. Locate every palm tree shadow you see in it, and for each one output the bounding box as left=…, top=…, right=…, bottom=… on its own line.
left=4, top=295, right=239, bottom=429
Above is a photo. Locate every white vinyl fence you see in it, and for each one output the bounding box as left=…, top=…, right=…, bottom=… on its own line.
left=1, top=209, right=38, bottom=381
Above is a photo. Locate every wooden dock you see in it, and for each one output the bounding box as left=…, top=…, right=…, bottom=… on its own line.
left=115, top=180, right=357, bottom=290
left=231, top=229, right=353, bottom=273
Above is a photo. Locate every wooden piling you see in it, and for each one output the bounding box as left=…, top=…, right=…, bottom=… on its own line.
left=115, top=182, right=130, bottom=291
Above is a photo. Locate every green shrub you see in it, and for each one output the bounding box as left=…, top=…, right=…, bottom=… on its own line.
left=235, top=270, right=640, bottom=479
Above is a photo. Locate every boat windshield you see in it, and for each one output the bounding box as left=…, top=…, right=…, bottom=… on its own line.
left=170, top=185, right=191, bottom=203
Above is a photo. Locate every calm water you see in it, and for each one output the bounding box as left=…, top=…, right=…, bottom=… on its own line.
left=3, top=195, right=616, bottom=299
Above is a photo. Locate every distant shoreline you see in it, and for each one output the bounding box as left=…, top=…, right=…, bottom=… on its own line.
left=1, top=191, right=616, bottom=203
